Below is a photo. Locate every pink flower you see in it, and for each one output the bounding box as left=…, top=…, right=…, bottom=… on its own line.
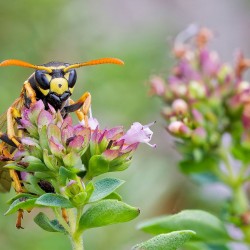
left=149, top=76, right=166, bottom=96
left=119, top=122, right=156, bottom=148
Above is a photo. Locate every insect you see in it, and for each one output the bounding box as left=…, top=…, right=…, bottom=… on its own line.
left=0, top=57, right=124, bottom=227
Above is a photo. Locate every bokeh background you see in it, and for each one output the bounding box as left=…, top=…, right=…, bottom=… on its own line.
left=0, top=1, right=250, bottom=249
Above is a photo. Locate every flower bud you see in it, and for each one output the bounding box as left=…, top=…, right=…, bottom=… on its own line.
left=72, top=192, right=87, bottom=206
left=172, top=99, right=189, bottom=114
left=237, top=81, right=250, bottom=94
left=191, top=127, right=207, bottom=145
left=217, top=64, right=232, bottom=83
left=64, top=180, right=84, bottom=198
left=209, top=132, right=220, bottom=146
left=188, top=81, right=206, bottom=99
left=168, top=121, right=191, bottom=137
left=149, top=76, right=166, bottom=96
left=192, top=109, right=204, bottom=125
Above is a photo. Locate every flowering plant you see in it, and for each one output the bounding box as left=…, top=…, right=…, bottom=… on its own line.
left=2, top=100, right=155, bottom=250
left=135, top=26, right=250, bottom=250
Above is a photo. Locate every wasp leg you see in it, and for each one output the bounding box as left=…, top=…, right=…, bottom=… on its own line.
left=6, top=107, right=26, bottom=228
left=69, top=92, right=92, bottom=127
left=24, top=81, right=37, bottom=104
left=16, top=209, right=24, bottom=229
left=62, top=208, right=69, bottom=223
left=6, top=106, right=21, bottom=148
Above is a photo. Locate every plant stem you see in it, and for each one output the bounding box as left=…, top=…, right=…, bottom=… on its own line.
left=53, top=208, right=71, bottom=234
left=53, top=207, right=84, bottom=250
left=67, top=208, right=84, bottom=250
left=231, top=184, right=249, bottom=214
left=70, top=233, right=84, bottom=250
left=218, top=150, right=249, bottom=214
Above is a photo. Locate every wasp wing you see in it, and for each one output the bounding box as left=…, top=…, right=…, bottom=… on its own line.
left=0, top=97, right=25, bottom=192
left=0, top=163, right=12, bottom=192
left=0, top=97, right=24, bottom=133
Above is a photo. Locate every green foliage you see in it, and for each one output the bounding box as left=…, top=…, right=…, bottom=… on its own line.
left=138, top=210, right=230, bottom=243
left=78, top=200, right=140, bottom=232
left=34, top=212, right=65, bottom=233
left=5, top=197, right=37, bottom=215
left=86, top=155, right=109, bottom=179
left=89, top=178, right=125, bottom=203
left=35, top=194, right=74, bottom=208
left=133, top=230, right=196, bottom=250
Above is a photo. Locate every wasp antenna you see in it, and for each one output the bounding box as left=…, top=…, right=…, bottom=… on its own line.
left=0, top=59, right=52, bottom=73
left=63, top=58, right=124, bottom=72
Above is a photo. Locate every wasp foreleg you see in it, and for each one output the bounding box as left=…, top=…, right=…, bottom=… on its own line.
left=69, top=92, right=92, bottom=127
left=23, top=81, right=36, bottom=104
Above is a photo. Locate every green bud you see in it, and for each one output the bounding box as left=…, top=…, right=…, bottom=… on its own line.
left=217, top=64, right=232, bottom=83
left=209, top=132, right=220, bottom=146
left=191, top=128, right=207, bottom=145
left=71, top=192, right=87, bottom=206
left=65, top=180, right=84, bottom=198
left=189, top=81, right=206, bottom=99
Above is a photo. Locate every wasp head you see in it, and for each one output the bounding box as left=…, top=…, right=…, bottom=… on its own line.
left=35, top=62, right=77, bottom=110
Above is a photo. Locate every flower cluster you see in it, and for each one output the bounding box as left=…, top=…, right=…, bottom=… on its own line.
left=147, top=26, right=250, bottom=250
left=4, top=98, right=155, bottom=246
left=150, top=26, right=250, bottom=172
left=10, top=100, right=155, bottom=192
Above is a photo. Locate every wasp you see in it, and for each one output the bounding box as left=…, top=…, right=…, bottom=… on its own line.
left=0, top=57, right=124, bottom=227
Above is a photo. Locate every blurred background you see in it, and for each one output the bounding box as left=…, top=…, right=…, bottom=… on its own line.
left=0, top=0, right=250, bottom=249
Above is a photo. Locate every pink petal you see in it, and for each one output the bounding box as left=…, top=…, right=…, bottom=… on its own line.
left=68, top=135, right=84, bottom=150
left=102, top=149, right=120, bottom=161
left=47, top=124, right=62, bottom=143
left=61, top=125, right=74, bottom=144
left=49, top=136, right=65, bottom=156
left=105, top=126, right=124, bottom=140
left=37, top=110, right=53, bottom=128
left=88, top=117, right=99, bottom=130
left=61, top=116, right=73, bottom=130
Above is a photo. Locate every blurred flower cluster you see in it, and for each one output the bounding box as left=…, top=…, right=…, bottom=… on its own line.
left=150, top=26, right=250, bottom=175
left=145, top=26, right=250, bottom=250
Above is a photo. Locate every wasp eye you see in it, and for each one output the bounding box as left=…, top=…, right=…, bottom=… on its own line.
left=35, top=70, right=51, bottom=89
left=67, top=69, right=77, bottom=88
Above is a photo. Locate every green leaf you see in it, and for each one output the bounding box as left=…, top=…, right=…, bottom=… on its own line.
left=36, top=193, right=74, bottom=208
left=78, top=200, right=139, bottom=232
left=89, top=178, right=125, bottom=203
left=138, top=210, right=230, bottom=242
left=179, top=157, right=218, bottom=174
left=110, top=160, right=131, bottom=172
left=63, top=152, right=83, bottom=169
left=85, top=182, right=94, bottom=202
left=5, top=198, right=37, bottom=215
left=23, top=156, right=48, bottom=172
left=34, top=212, right=65, bottom=233
left=38, top=125, right=50, bottom=151
left=4, top=163, right=26, bottom=172
left=86, top=155, right=109, bottom=179
left=7, top=193, right=37, bottom=204
left=58, top=166, right=77, bottom=186
left=24, top=175, right=46, bottom=195
left=104, top=192, right=122, bottom=201
left=133, top=230, right=196, bottom=250
left=43, top=149, right=58, bottom=171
